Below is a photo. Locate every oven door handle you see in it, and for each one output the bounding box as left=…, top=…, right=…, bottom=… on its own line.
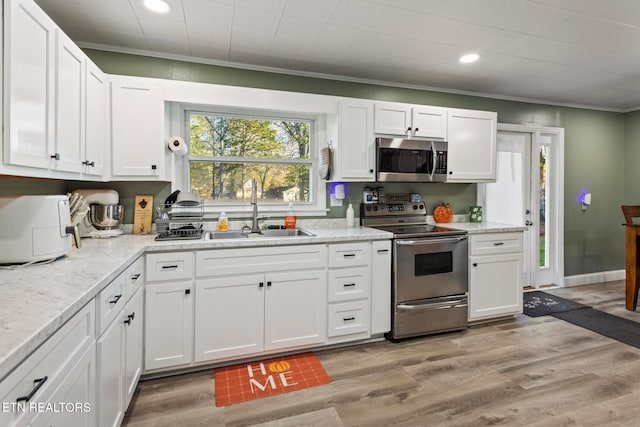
left=398, top=298, right=467, bottom=311
left=396, top=236, right=467, bottom=246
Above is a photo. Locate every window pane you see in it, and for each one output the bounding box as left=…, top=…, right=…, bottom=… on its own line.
left=539, top=145, right=549, bottom=268
left=190, top=161, right=310, bottom=203
left=189, top=114, right=310, bottom=160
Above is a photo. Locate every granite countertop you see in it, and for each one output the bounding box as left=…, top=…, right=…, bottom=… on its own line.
left=437, top=221, right=528, bottom=234
left=0, top=226, right=391, bottom=381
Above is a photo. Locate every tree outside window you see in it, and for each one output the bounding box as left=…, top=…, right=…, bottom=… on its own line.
left=188, top=112, right=312, bottom=205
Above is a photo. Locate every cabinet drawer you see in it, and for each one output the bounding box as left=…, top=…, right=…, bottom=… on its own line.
left=328, top=300, right=369, bottom=337
left=328, top=267, right=369, bottom=302
left=196, top=245, right=326, bottom=277
left=146, top=252, right=194, bottom=282
left=96, top=271, right=126, bottom=336
left=0, top=301, right=94, bottom=427
left=328, top=242, right=370, bottom=268
left=469, top=232, right=523, bottom=256
left=125, top=256, right=144, bottom=300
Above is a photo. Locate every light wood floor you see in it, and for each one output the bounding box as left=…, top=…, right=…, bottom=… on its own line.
left=123, top=280, right=640, bottom=427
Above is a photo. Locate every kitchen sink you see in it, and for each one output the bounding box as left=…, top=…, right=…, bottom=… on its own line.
left=205, top=228, right=315, bottom=240
left=260, top=228, right=315, bottom=237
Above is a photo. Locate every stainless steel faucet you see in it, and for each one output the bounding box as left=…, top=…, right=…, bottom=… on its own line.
left=250, top=179, right=261, bottom=233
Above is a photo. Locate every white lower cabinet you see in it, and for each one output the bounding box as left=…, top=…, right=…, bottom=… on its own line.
left=370, top=240, right=392, bottom=335
left=144, top=251, right=194, bottom=371
left=0, top=301, right=95, bottom=427
left=194, top=246, right=327, bottom=364
left=96, top=287, right=143, bottom=427
left=468, top=232, right=523, bottom=321
left=145, top=281, right=194, bottom=370
left=327, top=243, right=372, bottom=343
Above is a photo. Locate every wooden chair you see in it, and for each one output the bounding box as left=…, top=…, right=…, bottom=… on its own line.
left=622, top=205, right=640, bottom=224
left=621, top=205, right=640, bottom=310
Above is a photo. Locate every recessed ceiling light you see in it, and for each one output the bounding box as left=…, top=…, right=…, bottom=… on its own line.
left=144, top=0, right=170, bottom=13
left=459, top=53, right=480, bottom=64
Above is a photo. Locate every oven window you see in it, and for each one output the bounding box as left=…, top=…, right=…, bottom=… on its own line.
left=379, top=148, right=432, bottom=173
left=415, top=252, right=453, bottom=276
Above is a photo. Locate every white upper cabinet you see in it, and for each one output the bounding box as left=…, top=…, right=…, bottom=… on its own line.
left=331, top=99, right=375, bottom=181
left=4, top=0, right=56, bottom=170
left=111, top=76, right=162, bottom=179
left=54, top=30, right=85, bottom=174
left=84, top=60, right=107, bottom=176
left=375, top=102, right=447, bottom=139
left=446, top=108, right=497, bottom=182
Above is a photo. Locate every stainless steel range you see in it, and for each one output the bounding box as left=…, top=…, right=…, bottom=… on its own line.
left=361, top=199, right=468, bottom=340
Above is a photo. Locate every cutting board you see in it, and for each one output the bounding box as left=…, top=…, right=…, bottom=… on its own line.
left=133, top=195, right=153, bottom=234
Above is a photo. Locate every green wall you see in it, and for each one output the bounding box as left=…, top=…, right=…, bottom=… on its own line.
left=1, top=49, right=631, bottom=277
left=0, top=177, right=171, bottom=225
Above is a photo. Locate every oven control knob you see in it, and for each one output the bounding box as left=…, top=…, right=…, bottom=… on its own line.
left=413, top=205, right=418, bottom=210
left=373, top=206, right=378, bottom=211
left=366, top=206, right=371, bottom=211
left=419, top=204, right=424, bottom=210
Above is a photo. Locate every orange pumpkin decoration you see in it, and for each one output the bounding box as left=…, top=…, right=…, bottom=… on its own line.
left=268, top=361, right=291, bottom=373
left=433, top=203, right=454, bottom=223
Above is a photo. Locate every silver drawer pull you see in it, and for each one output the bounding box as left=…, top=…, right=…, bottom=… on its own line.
left=493, top=242, right=505, bottom=246
left=16, top=376, right=48, bottom=402
left=161, top=265, right=179, bottom=270
left=343, top=283, right=356, bottom=287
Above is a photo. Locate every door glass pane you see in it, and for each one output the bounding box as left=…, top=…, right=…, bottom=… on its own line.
left=539, top=145, right=549, bottom=268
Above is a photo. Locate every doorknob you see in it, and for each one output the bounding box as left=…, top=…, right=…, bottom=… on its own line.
left=525, top=209, right=531, bottom=214
left=525, top=220, right=534, bottom=226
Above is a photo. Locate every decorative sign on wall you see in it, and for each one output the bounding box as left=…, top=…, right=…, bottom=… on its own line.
left=133, top=195, right=153, bottom=234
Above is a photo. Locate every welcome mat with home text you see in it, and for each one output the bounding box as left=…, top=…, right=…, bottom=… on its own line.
left=214, top=352, right=331, bottom=407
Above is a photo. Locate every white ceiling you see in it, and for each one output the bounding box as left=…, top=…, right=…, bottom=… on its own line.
left=34, top=0, right=640, bottom=112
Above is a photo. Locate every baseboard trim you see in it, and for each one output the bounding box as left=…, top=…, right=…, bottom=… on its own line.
left=564, top=269, right=625, bottom=287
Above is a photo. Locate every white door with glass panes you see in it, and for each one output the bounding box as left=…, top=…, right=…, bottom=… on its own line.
left=479, top=128, right=562, bottom=288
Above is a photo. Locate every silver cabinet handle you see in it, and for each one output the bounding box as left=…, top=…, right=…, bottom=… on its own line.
left=396, top=236, right=467, bottom=246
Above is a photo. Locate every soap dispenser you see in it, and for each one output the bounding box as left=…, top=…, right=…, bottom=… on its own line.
left=346, top=202, right=355, bottom=227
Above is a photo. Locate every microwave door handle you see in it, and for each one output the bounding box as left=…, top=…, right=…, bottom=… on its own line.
left=429, top=140, right=436, bottom=182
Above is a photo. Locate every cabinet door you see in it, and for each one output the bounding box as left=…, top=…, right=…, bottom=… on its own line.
left=31, top=345, right=96, bottom=427
left=336, top=100, right=375, bottom=181
left=264, top=270, right=326, bottom=350
left=96, top=314, right=124, bottom=427
left=374, top=102, right=410, bottom=136
left=4, top=0, right=56, bottom=169
left=412, top=106, right=447, bottom=139
left=54, top=30, right=85, bottom=173
left=145, top=282, right=193, bottom=370
left=469, top=253, right=523, bottom=321
left=111, top=78, right=160, bottom=177
left=447, top=109, right=497, bottom=182
left=123, top=288, right=143, bottom=407
left=85, top=60, right=107, bottom=176
left=370, top=240, right=391, bottom=335
left=194, top=274, right=264, bottom=362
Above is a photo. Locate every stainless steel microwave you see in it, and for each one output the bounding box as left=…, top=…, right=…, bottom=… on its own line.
left=376, top=137, right=448, bottom=183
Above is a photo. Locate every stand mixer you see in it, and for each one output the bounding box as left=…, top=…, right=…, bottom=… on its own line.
left=72, top=189, right=124, bottom=238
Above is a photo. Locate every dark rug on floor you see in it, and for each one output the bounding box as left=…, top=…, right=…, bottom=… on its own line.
left=523, top=291, right=591, bottom=317
left=552, top=308, right=640, bottom=349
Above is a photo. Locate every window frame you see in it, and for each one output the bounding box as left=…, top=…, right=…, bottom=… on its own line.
left=176, top=104, right=327, bottom=218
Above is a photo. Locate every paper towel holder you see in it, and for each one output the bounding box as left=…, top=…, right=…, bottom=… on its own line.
left=167, top=136, right=188, bottom=156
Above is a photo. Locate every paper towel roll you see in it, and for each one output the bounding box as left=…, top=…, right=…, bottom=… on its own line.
left=168, top=136, right=188, bottom=156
